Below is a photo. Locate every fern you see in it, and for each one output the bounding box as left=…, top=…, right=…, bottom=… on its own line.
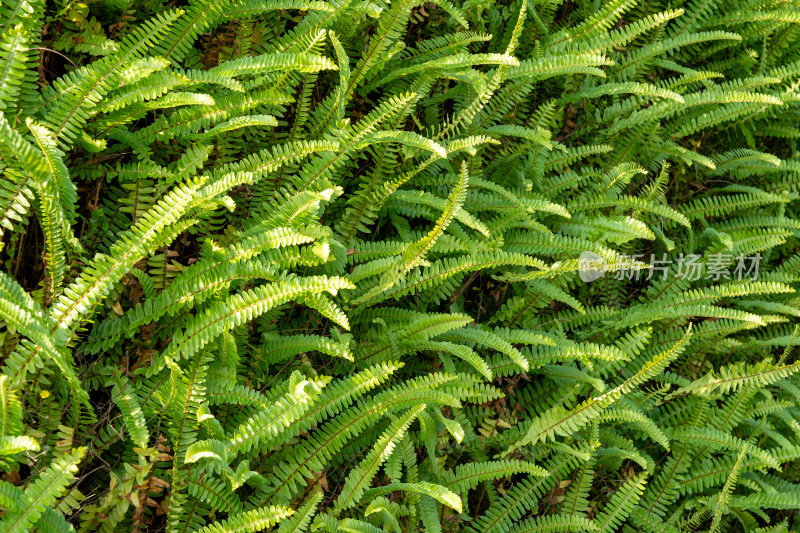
left=2, top=1, right=800, bottom=532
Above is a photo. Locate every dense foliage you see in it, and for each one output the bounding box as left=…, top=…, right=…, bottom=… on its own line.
left=2, top=0, right=800, bottom=531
